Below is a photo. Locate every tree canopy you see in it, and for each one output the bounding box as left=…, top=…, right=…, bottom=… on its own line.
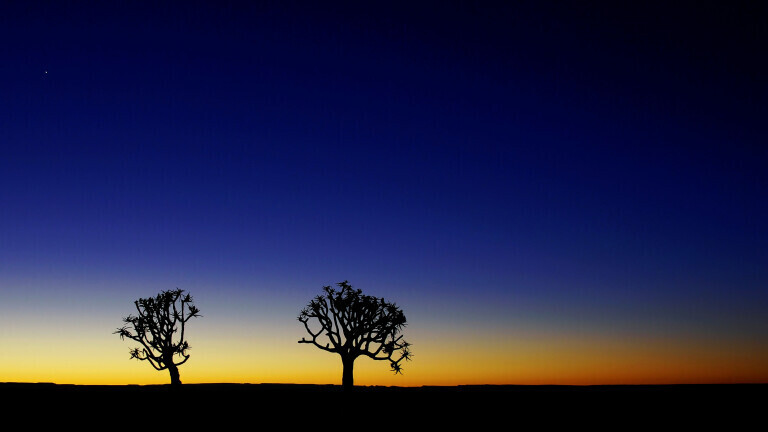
left=298, top=281, right=412, bottom=389
left=115, top=288, right=201, bottom=385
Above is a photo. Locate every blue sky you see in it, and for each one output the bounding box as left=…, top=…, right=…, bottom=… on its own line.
left=1, top=1, right=766, bottom=385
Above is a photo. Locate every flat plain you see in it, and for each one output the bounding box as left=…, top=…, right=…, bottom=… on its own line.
left=2, top=382, right=763, bottom=426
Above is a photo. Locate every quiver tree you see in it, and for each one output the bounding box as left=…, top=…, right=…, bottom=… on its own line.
left=298, top=281, right=412, bottom=390
left=115, top=288, right=201, bottom=386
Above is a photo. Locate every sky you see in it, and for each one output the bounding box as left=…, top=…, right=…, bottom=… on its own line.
left=1, top=1, right=766, bottom=386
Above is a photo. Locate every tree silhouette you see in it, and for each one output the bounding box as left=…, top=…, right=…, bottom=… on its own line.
left=115, top=288, right=201, bottom=386
left=298, top=281, right=412, bottom=390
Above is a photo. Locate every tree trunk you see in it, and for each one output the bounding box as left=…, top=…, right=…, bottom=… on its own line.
left=342, top=356, right=355, bottom=391
left=167, top=362, right=182, bottom=386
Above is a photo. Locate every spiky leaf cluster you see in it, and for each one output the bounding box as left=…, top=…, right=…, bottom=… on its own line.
left=114, top=289, right=201, bottom=371
left=298, top=281, right=412, bottom=374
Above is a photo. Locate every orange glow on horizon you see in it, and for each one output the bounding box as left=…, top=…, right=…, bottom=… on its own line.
left=2, top=325, right=767, bottom=386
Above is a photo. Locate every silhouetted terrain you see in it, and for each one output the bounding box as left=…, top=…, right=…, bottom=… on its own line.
left=2, top=382, right=764, bottom=425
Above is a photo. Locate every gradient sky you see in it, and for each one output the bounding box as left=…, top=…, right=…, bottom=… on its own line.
left=1, top=1, right=767, bottom=386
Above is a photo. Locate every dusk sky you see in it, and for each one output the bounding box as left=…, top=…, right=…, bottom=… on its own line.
left=1, top=1, right=766, bottom=386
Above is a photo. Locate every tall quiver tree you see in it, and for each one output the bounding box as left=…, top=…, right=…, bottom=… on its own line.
left=115, top=288, right=201, bottom=386
left=298, top=281, right=412, bottom=390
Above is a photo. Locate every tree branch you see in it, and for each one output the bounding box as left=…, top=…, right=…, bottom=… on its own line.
left=298, top=281, right=413, bottom=379
left=116, top=289, right=200, bottom=378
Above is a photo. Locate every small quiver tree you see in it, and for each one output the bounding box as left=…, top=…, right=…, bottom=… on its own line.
left=115, top=288, right=201, bottom=386
left=298, top=281, right=412, bottom=390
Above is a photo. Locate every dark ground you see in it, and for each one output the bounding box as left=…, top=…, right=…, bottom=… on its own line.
left=1, top=382, right=764, bottom=426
